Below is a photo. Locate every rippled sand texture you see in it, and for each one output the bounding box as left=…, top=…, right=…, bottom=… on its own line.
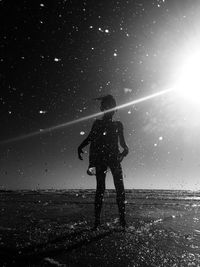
left=0, top=189, right=200, bottom=266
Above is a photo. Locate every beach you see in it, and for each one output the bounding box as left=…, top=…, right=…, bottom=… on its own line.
left=0, top=189, right=200, bottom=266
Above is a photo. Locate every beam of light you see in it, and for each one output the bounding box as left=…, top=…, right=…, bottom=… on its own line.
left=0, top=88, right=173, bottom=145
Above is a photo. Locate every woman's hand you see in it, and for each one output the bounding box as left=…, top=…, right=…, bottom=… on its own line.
left=117, top=153, right=124, bottom=162
left=78, top=147, right=84, bottom=160
left=118, top=147, right=129, bottom=162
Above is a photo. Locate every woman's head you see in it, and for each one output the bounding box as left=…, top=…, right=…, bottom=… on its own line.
left=96, top=94, right=117, bottom=112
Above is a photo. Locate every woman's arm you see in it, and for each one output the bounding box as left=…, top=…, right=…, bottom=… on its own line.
left=118, top=122, right=129, bottom=157
left=78, top=136, right=91, bottom=160
left=78, top=120, right=98, bottom=160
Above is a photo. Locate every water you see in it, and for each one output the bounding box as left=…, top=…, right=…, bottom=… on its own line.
left=1, top=189, right=200, bottom=266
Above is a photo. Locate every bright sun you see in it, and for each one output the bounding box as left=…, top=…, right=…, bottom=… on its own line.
left=175, top=52, right=200, bottom=103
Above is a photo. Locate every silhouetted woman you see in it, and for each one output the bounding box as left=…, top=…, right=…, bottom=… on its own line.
left=78, top=95, right=129, bottom=229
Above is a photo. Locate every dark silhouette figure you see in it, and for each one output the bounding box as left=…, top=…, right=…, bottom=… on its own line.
left=78, top=95, right=129, bottom=229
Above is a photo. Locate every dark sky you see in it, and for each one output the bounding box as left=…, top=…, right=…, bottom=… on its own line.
left=2, top=0, right=200, bottom=190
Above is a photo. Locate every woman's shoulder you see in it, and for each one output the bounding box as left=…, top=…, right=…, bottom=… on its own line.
left=113, top=120, right=123, bottom=126
left=91, top=119, right=104, bottom=129
left=113, top=120, right=123, bottom=130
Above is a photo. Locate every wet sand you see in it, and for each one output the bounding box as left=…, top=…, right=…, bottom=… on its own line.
left=0, top=189, right=200, bottom=266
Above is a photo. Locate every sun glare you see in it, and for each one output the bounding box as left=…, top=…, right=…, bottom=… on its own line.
left=175, top=52, right=200, bottom=104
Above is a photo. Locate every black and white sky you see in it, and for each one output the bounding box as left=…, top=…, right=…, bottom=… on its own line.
left=2, top=0, right=200, bottom=190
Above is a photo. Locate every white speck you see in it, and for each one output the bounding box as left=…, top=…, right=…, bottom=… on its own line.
left=126, top=33, right=130, bottom=37
left=40, top=3, right=44, bottom=7
left=113, top=52, right=117, bottom=57
left=21, top=56, right=25, bottom=59
left=105, top=29, right=109, bottom=33
left=80, top=131, right=85, bottom=135
left=54, top=58, right=61, bottom=62
left=91, top=47, right=94, bottom=50
left=8, top=111, right=12, bottom=114
left=124, top=88, right=132, bottom=93
left=128, top=110, right=131, bottom=114
left=89, top=25, right=93, bottom=29
left=39, top=110, right=47, bottom=114
left=40, top=20, right=43, bottom=24
left=103, top=132, right=107, bottom=135
left=154, top=143, right=157, bottom=147
left=159, top=136, right=163, bottom=141
left=98, top=27, right=103, bottom=32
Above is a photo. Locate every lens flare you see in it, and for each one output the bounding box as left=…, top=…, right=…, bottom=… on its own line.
left=175, top=52, right=200, bottom=104
left=0, top=88, right=173, bottom=145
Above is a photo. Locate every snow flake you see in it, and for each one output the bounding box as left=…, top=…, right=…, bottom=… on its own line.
left=159, top=136, right=163, bottom=141
left=113, top=52, right=117, bottom=57
left=54, top=58, right=61, bottom=62
left=124, top=88, right=132, bottom=93
left=105, top=29, right=109, bottom=33
left=80, top=131, right=85, bottom=135
left=39, top=110, right=47, bottom=114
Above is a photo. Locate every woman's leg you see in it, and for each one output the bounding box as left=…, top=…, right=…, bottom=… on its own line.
left=94, top=164, right=107, bottom=227
left=109, top=160, right=126, bottom=227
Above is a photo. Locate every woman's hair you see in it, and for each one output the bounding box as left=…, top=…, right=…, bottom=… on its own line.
left=96, top=95, right=117, bottom=111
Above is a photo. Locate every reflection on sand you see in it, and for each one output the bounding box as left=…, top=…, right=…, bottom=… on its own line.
left=0, top=189, right=200, bottom=266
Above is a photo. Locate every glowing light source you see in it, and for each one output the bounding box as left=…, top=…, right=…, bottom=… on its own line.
left=175, top=52, right=200, bottom=104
